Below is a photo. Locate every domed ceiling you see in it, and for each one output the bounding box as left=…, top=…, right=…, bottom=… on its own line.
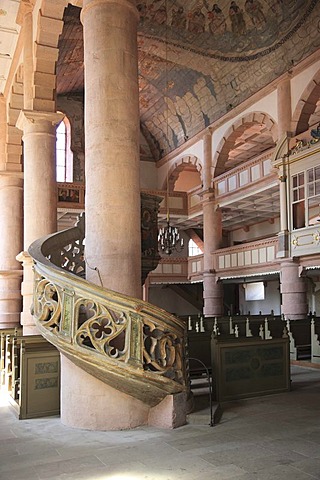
left=57, top=0, right=320, bottom=160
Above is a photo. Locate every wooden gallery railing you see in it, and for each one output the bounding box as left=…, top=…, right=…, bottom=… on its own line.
left=28, top=213, right=187, bottom=407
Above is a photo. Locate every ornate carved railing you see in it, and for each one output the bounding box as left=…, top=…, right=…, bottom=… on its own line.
left=28, top=215, right=187, bottom=406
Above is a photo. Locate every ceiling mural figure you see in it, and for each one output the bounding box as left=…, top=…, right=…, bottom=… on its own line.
left=138, top=0, right=317, bottom=60
left=57, top=2, right=320, bottom=159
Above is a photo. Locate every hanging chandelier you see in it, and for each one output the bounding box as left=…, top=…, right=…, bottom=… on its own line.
left=158, top=213, right=184, bottom=255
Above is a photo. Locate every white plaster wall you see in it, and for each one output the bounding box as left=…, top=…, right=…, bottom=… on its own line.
left=140, top=161, right=158, bottom=190
left=239, top=279, right=281, bottom=315
left=231, top=218, right=280, bottom=243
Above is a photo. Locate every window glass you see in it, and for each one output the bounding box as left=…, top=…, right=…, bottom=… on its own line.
left=56, top=117, right=73, bottom=183
left=188, top=239, right=202, bottom=257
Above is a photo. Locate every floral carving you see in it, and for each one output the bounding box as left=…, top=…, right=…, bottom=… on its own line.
left=143, top=318, right=184, bottom=384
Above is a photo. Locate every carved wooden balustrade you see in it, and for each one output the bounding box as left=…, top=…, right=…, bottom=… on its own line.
left=28, top=215, right=187, bottom=406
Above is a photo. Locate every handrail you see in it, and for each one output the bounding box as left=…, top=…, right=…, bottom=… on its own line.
left=28, top=215, right=187, bottom=406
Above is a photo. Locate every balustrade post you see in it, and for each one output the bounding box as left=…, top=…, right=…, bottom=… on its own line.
left=128, top=312, right=144, bottom=368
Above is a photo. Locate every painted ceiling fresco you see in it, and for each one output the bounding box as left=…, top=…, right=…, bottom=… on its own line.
left=57, top=0, right=320, bottom=161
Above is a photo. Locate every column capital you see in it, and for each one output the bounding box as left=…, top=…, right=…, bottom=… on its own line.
left=81, top=0, right=139, bottom=24
left=16, top=110, right=64, bottom=132
left=16, top=251, right=32, bottom=265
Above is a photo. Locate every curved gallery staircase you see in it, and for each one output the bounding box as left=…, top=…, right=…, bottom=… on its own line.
left=28, top=214, right=187, bottom=407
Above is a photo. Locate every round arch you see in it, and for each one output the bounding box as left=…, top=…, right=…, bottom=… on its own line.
left=292, top=69, right=320, bottom=135
left=213, top=111, right=278, bottom=177
left=163, top=155, right=203, bottom=191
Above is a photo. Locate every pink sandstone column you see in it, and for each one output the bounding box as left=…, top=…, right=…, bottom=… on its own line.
left=202, top=132, right=223, bottom=317
left=81, top=0, right=141, bottom=298
left=0, top=98, right=23, bottom=328
left=277, top=74, right=292, bottom=138
left=276, top=75, right=291, bottom=258
left=60, top=0, right=173, bottom=431
left=277, top=75, right=307, bottom=316
left=280, top=260, right=308, bottom=320
left=17, top=110, right=63, bottom=335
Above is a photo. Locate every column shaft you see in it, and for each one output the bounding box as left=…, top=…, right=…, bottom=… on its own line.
left=277, top=75, right=292, bottom=138
left=82, top=0, right=141, bottom=298
left=203, top=131, right=212, bottom=191
left=280, top=260, right=308, bottom=320
left=0, top=100, right=23, bottom=328
left=17, top=110, right=63, bottom=334
left=203, top=193, right=223, bottom=316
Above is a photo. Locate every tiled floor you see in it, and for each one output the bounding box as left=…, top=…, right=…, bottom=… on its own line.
left=0, top=364, right=320, bottom=480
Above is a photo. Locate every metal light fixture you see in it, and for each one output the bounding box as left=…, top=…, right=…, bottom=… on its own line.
left=158, top=212, right=184, bottom=255
left=157, top=0, right=183, bottom=256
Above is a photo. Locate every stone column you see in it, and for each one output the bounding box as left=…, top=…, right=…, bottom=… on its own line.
left=280, top=260, right=308, bottom=320
left=277, top=169, right=289, bottom=258
left=203, top=129, right=212, bottom=191
left=81, top=0, right=141, bottom=298
left=276, top=74, right=292, bottom=258
left=277, top=74, right=292, bottom=138
left=17, top=110, right=63, bottom=335
left=203, top=191, right=224, bottom=317
left=60, top=0, right=165, bottom=432
left=0, top=98, right=23, bottom=328
left=202, top=130, right=223, bottom=317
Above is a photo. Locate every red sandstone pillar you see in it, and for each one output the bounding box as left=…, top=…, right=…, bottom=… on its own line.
left=17, top=110, right=63, bottom=334
left=202, top=131, right=223, bottom=316
left=277, top=74, right=292, bottom=138
left=280, top=260, right=308, bottom=320
left=82, top=0, right=141, bottom=298
left=276, top=75, right=292, bottom=258
left=0, top=98, right=23, bottom=328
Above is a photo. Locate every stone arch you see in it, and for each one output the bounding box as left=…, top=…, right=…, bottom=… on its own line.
left=292, top=69, right=320, bottom=135
left=163, top=155, right=203, bottom=191
left=213, top=111, right=277, bottom=177
left=31, top=0, right=68, bottom=111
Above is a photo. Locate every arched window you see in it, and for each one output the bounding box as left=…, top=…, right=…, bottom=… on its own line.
left=56, top=117, right=73, bottom=182
left=188, top=239, right=202, bottom=257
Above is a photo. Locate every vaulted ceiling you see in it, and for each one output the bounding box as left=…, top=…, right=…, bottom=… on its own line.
left=56, top=0, right=320, bottom=164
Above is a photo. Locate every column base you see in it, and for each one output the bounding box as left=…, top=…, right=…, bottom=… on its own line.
left=60, top=354, right=187, bottom=431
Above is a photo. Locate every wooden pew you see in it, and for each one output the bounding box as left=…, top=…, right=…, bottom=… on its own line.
left=1, top=331, right=60, bottom=419
left=286, top=319, right=311, bottom=360
left=311, top=317, right=320, bottom=364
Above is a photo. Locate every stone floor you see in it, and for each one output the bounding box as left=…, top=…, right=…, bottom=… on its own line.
left=0, top=364, right=320, bottom=480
